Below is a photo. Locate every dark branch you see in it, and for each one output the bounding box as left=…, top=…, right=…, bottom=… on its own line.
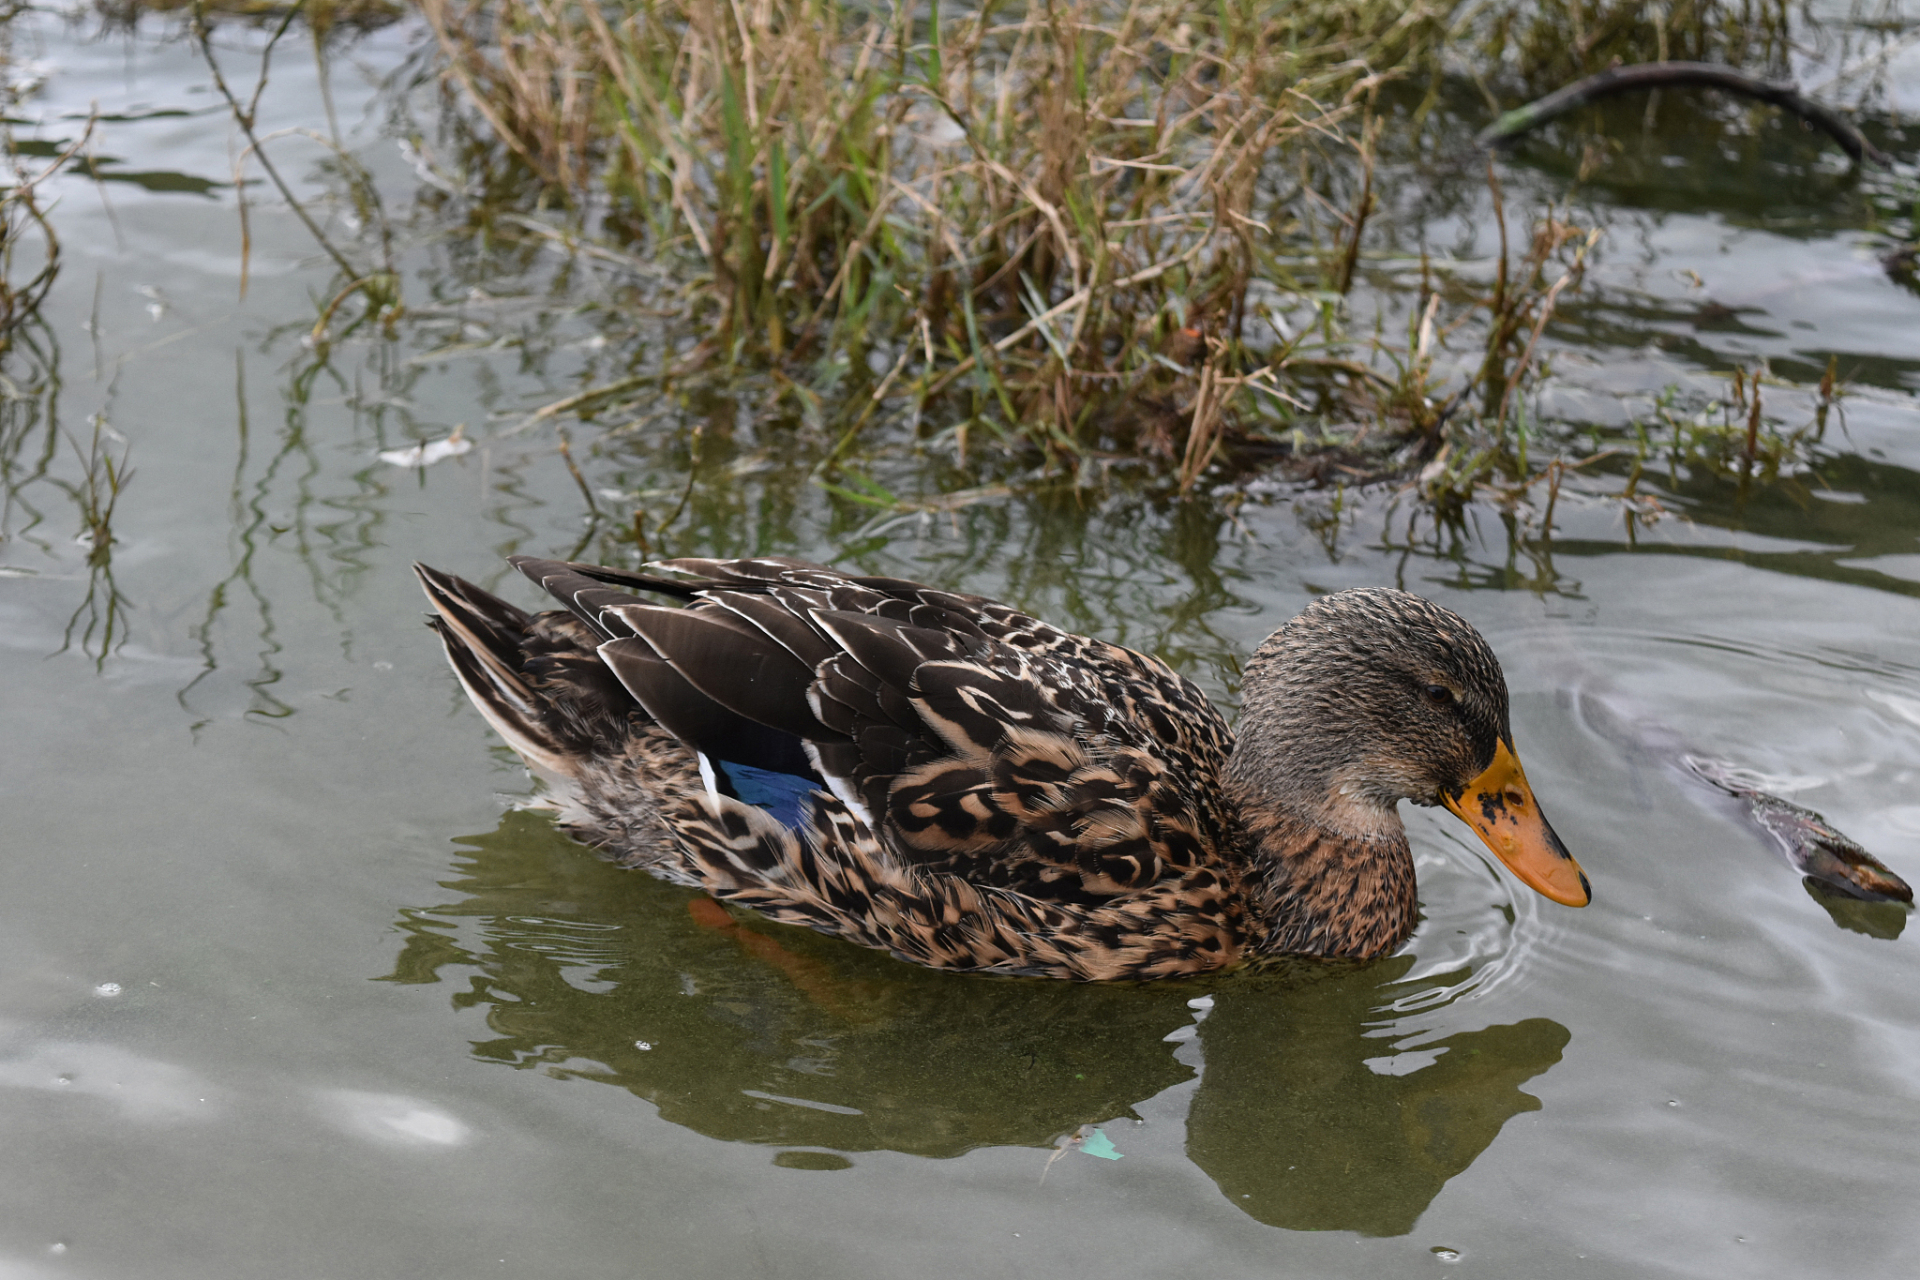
left=1477, top=61, right=1892, bottom=169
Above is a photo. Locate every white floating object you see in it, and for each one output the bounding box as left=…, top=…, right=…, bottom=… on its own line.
left=94, top=982, right=122, bottom=997
left=379, top=426, right=471, bottom=469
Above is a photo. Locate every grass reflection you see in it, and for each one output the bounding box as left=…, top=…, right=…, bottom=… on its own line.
left=1541, top=446, right=1920, bottom=602
left=178, top=345, right=398, bottom=730
left=386, top=809, right=1569, bottom=1235
left=0, top=319, right=134, bottom=667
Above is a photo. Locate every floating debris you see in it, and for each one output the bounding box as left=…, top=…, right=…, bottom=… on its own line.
left=379, top=425, right=471, bottom=468
left=1686, top=756, right=1912, bottom=904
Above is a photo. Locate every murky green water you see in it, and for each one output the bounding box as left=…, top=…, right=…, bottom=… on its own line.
left=5, top=9, right=1920, bottom=1278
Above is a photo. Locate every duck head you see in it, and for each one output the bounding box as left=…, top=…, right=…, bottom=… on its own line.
left=1228, top=588, right=1589, bottom=908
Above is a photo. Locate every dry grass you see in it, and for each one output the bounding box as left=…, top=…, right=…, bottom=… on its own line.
left=420, top=0, right=1455, bottom=475
left=401, top=0, right=1844, bottom=507
left=0, top=149, right=70, bottom=355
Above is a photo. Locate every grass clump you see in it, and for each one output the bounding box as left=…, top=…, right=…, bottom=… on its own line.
left=400, top=0, right=1878, bottom=511
left=420, top=0, right=1457, bottom=481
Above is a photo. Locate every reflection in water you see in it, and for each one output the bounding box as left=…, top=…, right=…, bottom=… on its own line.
left=1804, top=878, right=1909, bottom=941
left=1190, top=966, right=1568, bottom=1235
left=387, top=811, right=1568, bottom=1234
left=0, top=319, right=133, bottom=667
left=177, top=347, right=395, bottom=730
left=385, top=814, right=1198, bottom=1156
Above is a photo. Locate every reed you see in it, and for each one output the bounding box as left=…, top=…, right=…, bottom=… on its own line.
left=419, top=0, right=1403, bottom=453
left=409, top=0, right=1810, bottom=494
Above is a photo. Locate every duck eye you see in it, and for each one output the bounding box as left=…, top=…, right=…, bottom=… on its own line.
left=1422, top=684, right=1455, bottom=707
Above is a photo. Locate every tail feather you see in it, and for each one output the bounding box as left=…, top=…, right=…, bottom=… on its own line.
left=415, top=567, right=536, bottom=700
left=414, top=563, right=579, bottom=779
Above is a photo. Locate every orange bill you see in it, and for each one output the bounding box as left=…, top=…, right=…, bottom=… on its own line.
left=1441, top=740, right=1590, bottom=907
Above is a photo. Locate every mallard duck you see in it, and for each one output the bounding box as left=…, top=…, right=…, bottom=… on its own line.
left=414, top=555, right=1588, bottom=980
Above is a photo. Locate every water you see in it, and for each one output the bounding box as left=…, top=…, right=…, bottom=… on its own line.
left=3, top=8, right=1920, bottom=1278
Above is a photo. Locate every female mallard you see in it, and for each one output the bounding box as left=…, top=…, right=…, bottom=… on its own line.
left=415, top=555, right=1588, bottom=980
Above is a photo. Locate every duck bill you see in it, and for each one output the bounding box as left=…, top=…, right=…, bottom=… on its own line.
left=1442, top=741, right=1591, bottom=907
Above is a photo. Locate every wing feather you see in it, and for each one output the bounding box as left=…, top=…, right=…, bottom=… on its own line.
left=618, top=604, right=844, bottom=743
left=706, top=591, right=840, bottom=669
left=498, top=552, right=1234, bottom=917
left=597, top=638, right=817, bottom=778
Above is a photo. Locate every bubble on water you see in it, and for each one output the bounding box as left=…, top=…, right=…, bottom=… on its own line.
left=1430, top=1246, right=1462, bottom=1263
left=93, top=982, right=122, bottom=997
left=1667, top=1098, right=1681, bottom=1107
left=634, top=1041, right=652, bottom=1051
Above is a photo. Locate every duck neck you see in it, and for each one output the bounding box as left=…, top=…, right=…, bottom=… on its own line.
left=1229, top=786, right=1419, bottom=961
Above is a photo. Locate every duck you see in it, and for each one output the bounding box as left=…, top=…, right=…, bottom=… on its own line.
left=413, top=555, right=1589, bottom=981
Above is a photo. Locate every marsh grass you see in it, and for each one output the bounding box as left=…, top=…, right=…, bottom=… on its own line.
left=400, top=0, right=1863, bottom=518
left=59, top=416, right=134, bottom=569
left=418, top=0, right=1439, bottom=471
left=0, top=161, right=67, bottom=357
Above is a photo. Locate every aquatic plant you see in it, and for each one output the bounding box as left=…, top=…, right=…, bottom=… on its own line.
left=400, top=0, right=1871, bottom=506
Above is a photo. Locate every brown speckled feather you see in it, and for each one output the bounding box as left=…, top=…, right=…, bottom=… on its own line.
left=416, top=557, right=1559, bottom=978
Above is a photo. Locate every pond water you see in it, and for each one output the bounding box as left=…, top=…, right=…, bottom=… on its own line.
left=4, top=8, right=1920, bottom=1278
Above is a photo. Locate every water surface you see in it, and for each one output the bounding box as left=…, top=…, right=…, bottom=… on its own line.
left=3, top=9, right=1920, bottom=1278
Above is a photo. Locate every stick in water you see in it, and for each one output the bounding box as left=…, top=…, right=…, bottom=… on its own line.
left=1478, top=61, right=1892, bottom=169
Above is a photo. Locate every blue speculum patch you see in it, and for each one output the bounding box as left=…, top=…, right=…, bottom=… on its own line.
left=716, top=761, right=819, bottom=829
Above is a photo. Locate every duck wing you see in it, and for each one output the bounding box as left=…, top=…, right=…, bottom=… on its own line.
left=510, top=555, right=1237, bottom=909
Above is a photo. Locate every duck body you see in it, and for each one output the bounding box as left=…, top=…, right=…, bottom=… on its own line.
left=416, top=556, right=1587, bottom=980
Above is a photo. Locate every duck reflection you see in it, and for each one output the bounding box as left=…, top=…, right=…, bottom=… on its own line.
left=386, top=812, right=1567, bottom=1234
left=1803, top=877, right=1909, bottom=940
left=1188, top=965, right=1567, bottom=1235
